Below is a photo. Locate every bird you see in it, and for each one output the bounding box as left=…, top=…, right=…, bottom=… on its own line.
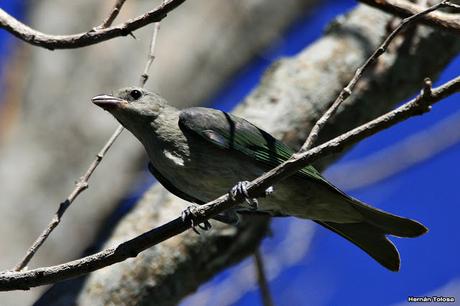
left=92, top=87, right=427, bottom=271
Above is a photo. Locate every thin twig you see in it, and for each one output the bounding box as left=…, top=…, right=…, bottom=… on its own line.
left=358, top=0, right=460, bottom=34
left=1, top=76, right=458, bottom=291
left=0, top=0, right=186, bottom=50
left=14, top=0, right=167, bottom=273
left=300, top=0, right=450, bottom=151
left=96, top=0, right=128, bottom=29
left=14, top=125, right=124, bottom=271
left=139, top=0, right=166, bottom=87
left=254, top=248, right=275, bottom=306
left=326, top=108, right=460, bottom=191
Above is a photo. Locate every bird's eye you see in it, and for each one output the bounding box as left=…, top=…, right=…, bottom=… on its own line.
left=130, top=89, right=142, bottom=100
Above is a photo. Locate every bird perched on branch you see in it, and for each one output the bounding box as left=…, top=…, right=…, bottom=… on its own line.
left=92, top=87, right=427, bottom=271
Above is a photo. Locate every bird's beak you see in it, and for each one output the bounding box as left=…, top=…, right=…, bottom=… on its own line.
left=92, top=94, right=126, bottom=110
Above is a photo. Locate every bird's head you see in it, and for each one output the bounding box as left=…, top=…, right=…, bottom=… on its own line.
left=92, top=87, right=167, bottom=132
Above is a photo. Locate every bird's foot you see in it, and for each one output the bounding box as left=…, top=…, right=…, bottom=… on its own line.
left=229, top=181, right=259, bottom=210
left=181, top=205, right=211, bottom=234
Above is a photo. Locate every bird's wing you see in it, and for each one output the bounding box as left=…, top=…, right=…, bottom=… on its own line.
left=148, top=162, right=205, bottom=204
left=178, top=107, right=327, bottom=183
left=148, top=162, right=240, bottom=224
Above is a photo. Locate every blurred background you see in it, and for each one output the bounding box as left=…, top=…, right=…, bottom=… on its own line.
left=1, top=0, right=459, bottom=305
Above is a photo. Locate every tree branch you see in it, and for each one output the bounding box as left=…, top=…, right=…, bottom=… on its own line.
left=326, top=106, right=460, bottom=191
left=139, top=0, right=166, bottom=87
left=0, top=0, right=185, bottom=50
left=13, top=125, right=124, bottom=272
left=358, top=0, right=460, bottom=34
left=0, top=75, right=458, bottom=291
left=13, top=0, right=168, bottom=273
left=301, top=0, right=452, bottom=151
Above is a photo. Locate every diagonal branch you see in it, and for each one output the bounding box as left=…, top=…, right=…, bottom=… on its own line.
left=301, top=0, right=454, bottom=151
left=1, top=75, right=458, bottom=291
left=358, top=0, right=460, bottom=34
left=325, top=106, right=460, bottom=191
left=0, top=0, right=185, bottom=50
left=13, top=125, right=124, bottom=272
left=13, top=0, right=167, bottom=273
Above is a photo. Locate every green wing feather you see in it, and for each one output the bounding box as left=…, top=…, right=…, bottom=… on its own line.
left=178, top=107, right=427, bottom=271
left=180, top=108, right=427, bottom=236
left=178, top=107, right=325, bottom=183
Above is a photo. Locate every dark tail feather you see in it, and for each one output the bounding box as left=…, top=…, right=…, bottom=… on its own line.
left=315, top=221, right=401, bottom=271
left=349, top=198, right=428, bottom=237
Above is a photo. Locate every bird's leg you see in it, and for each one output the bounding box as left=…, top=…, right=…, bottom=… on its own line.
left=181, top=205, right=212, bottom=234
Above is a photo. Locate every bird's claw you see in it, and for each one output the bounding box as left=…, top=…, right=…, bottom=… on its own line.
left=230, top=181, right=250, bottom=200
left=229, top=181, right=260, bottom=210
left=181, top=206, right=211, bottom=234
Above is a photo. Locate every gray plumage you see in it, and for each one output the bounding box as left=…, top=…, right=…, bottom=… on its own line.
left=92, top=87, right=427, bottom=271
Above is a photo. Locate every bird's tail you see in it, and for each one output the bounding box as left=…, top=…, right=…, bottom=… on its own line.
left=349, top=197, right=428, bottom=238
left=315, top=198, right=427, bottom=271
left=316, top=221, right=402, bottom=271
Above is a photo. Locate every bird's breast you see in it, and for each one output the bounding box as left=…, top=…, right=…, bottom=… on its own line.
left=151, top=143, right=265, bottom=204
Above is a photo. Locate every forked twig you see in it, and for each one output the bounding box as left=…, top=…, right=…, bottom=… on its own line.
left=0, top=0, right=186, bottom=49
left=300, top=0, right=454, bottom=152
left=139, top=0, right=166, bottom=87
left=357, top=0, right=460, bottom=34
left=14, top=1, right=167, bottom=272
left=14, top=125, right=124, bottom=271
